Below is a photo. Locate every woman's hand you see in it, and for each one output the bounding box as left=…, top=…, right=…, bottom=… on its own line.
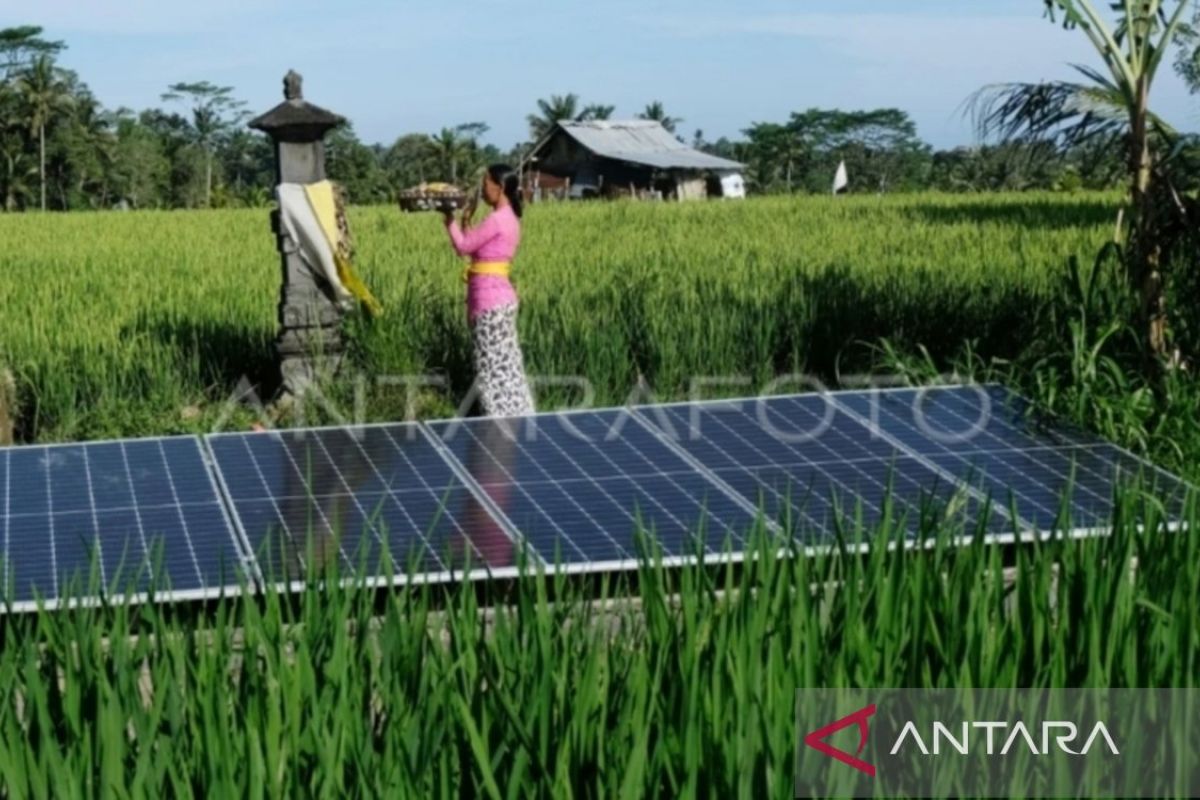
left=441, top=207, right=455, bottom=225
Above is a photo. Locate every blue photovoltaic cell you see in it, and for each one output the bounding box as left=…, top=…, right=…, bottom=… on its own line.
left=834, top=385, right=1192, bottom=531
left=0, top=437, right=244, bottom=606
left=426, top=411, right=758, bottom=564
left=206, top=425, right=508, bottom=581
left=638, top=395, right=1009, bottom=544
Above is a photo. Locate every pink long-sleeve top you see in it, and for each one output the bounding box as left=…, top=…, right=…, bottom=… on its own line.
left=446, top=205, right=520, bottom=322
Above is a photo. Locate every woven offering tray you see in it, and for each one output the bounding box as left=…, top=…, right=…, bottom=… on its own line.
left=398, top=183, right=468, bottom=212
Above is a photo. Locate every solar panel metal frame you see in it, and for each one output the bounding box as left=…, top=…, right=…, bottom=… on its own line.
left=0, top=434, right=254, bottom=614
left=633, top=382, right=1195, bottom=554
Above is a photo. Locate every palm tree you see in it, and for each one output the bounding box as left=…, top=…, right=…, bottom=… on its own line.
left=526, top=95, right=617, bottom=140
left=161, top=82, right=246, bottom=208
left=13, top=55, right=73, bottom=211
left=0, top=138, right=36, bottom=211
left=428, top=127, right=468, bottom=183
left=61, top=87, right=115, bottom=207
left=579, top=104, right=615, bottom=121
left=527, top=94, right=580, bottom=140
left=638, top=101, right=683, bottom=134
left=743, top=122, right=805, bottom=192
left=972, top=0, right=1193, bottom=371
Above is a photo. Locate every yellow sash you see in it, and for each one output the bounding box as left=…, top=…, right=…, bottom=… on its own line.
left=302, top=180, right=383, bottom=317
left=462, top=261, right=512, bottom=284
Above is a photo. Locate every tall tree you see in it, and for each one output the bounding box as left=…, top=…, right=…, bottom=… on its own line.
left=383, top=133, right=441, bottom=189
left=49, top=78, right=114, bottom=209
left=108, top=110, right=170, bottom=209
left=427, top=122, right=491, bottom=184
left=138, top=108, right=205, bottom=207
left=160, top=81, right=246, bottom=208
left=325, top=124, right=386, bottom=203
left=222, top=128, right=272, bottom=200
left=14, top=55, right=73, bottom=211
left=742, top=122, right=807, bottom=192
left=638, top=101, right=682, bottom=134
left=0, top=136, right=35, bottom=211
left=0, top=26, right=64, bottom=78
left=0, top=86, right=34, bottom=210
left=973, top=0, right=1193, bottom=372
left=789, top=108, right=930, bottom=193
left=427, top=127, right=468, bottom=184
left=527, top=94, right=580, bottom=140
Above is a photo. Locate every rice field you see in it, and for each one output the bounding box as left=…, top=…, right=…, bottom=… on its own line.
left=2, top=193, right=1199, bottom=797
left=0, top=193, right=1114, bottom=443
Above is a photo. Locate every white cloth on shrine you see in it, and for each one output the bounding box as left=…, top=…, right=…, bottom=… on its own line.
left=276, top=183, right=354, bottom=306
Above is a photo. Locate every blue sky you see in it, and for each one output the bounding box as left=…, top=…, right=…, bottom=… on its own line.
left=9, top=0, right=1198, bottom=149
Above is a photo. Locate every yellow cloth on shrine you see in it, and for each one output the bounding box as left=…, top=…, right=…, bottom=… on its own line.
left=302, top=180, right=383, bottom=318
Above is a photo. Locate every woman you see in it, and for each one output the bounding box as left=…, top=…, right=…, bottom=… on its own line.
left=443, top=164, right=536, bottom=417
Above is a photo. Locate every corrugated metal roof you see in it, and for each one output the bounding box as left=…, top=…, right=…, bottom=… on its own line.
left=555, top=120, right=744, bottom=172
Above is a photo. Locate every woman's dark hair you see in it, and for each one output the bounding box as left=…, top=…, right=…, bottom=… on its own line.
left=487, top=163, right=523, bottom=218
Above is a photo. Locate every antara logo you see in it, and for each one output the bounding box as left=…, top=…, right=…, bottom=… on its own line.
left=890, top=720, right=1120, bottom=756
left=804, top=704, right=1120, bottom=777
left=803, top=704, right=878, bottom=777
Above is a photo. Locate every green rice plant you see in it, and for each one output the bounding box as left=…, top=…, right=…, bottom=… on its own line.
left=0, top=494, right=1191, bottom=797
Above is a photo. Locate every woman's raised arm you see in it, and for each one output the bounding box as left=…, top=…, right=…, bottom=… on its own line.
left=446, top=213, right=500, bottom=257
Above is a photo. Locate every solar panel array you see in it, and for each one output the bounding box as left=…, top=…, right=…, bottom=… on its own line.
left=0, top=385, right=1191, bottom=608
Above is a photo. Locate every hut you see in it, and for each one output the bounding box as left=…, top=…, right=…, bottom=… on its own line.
left=521, top=120, right=745, bottom=202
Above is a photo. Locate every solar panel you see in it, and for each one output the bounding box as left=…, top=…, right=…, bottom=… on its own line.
left=194, top=383, right=1191, bottom=592
left=832, top=384, right=1193, bottom=533
left=634, top=394, right=1011, bottom=544
left=426, top=411, right=761, bottom=567
left=0, top=437, right=246, bottom=609
left=205, top=424, right=518, bottom=584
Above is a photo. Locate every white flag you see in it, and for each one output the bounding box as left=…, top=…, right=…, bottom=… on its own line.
left=833, top=160, right=849, bottom=195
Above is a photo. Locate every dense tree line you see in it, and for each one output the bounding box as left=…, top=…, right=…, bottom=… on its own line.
left=0, top=23, right=1195, bottom=211
left=704, top=111, right=1140, bottom=194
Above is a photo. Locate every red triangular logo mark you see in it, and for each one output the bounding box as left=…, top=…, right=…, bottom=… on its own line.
left=803, top=704, right=877, bottom=777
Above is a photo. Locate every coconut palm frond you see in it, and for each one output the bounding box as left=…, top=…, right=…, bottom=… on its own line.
left=968, top=78, right=1177, bottom=149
